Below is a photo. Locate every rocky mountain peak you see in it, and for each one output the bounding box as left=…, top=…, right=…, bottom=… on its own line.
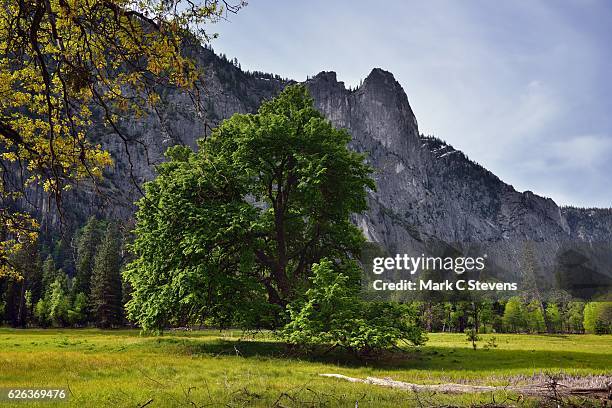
left=347, top=68, right=419, bottom=154
left=311, top=71, right=340, bottom=84
left=362, top=68, right=399, bottom=88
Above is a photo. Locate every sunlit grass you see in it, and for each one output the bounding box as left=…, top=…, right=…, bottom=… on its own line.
left=0, top=329, right=610, bottom=407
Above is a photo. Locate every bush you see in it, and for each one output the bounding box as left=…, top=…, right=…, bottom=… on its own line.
left=280, top=259, right=426, bottom=355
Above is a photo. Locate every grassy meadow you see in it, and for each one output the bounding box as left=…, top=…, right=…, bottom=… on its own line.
left=0, top=329, right=610, bottom=407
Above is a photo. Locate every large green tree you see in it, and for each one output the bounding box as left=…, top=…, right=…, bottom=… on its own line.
left=125, top=85, right=375, bottom=331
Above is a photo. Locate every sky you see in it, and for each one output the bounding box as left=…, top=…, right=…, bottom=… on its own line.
left=212, top=0, right=612, bottom=208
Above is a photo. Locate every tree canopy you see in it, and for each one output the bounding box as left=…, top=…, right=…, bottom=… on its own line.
left=124, top=84, right=375, bottom=331
left=0, top=0, right=243, bottom=278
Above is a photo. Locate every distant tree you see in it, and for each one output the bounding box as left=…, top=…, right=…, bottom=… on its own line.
left=450, top=306, right=465, bottom=333
left=90, top=223, right=123, bottom=328
left=67, top=293, right=88, bottom=326
left=73, top=217, right=105, bottom=297
left=526, top=300, right=546, bottom=333
left=465, top=328, right=480, bottom=350
left=583, top=302, right=612, bottom=334
left=9, top=241, right=43, bottom=326
left=583, top=303, right=597, bottom=333
left=421, top=302, right=448, bottom=332
left=41, top=256, right=62, bottom=298
left=566, top=301, right=584, bottom=333
left=51, top=238, right=73, bottom=276
left=545, top=303, right=562, bottom=333
left=34, top=298, right=49, bottom=327
left=466, top=301, right=495, bottom=334
left=24, top=290, right=33, bottom=325
left=0, top=241, right=43, bottom=326
left=502, top=297, right=525, bottom=333
left=441, top=303, right=454, bottom=332
left=48, top=277, right=71, bottom=327
left=477, top=301, right=495, bottom=333
left=451, top=302, right=472, bottom=333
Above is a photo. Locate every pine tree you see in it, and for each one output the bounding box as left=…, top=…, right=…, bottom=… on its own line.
left=90, top=223, right=123, bottom=328
left=74, top=217, right=104, bottom=297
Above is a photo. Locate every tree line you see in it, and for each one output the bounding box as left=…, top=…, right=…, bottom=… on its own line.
left=417, top=298, right=611, bottom=335
left=0, top=218, right=610, bottom=335
left=0, top=217, right=125, bottom=328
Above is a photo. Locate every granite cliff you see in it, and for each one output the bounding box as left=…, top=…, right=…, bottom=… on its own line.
left=30, top=46, right=612, bottom=290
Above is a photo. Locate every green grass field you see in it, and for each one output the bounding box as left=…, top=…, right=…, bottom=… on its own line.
left=0, top=329, right=610, bottom=407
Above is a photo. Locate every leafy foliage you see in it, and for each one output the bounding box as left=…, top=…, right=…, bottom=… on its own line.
left=566, top=301, right=585, bottom=332
left=281, top=259, right=426, bottom=355
left=583, top=302, right=612, bottom=334
left=526, top=300, right=546, bottom=333
left=34, top=273, right=84, bottom=327
left=125, top=85, right=375, bottom=331
left=0, top=0, right=243, bottom=278
left=502, top=296, right=525, bottom=333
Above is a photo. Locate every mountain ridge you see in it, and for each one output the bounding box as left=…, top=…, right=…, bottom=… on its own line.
left=25, top=45, right=612, bottom=285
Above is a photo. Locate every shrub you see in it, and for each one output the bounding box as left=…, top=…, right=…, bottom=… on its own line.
left=484, top=336, right=498, bottom=350
left=280, top=259, right=426, bottom=355
left=465, top=328, right=480, bottom=350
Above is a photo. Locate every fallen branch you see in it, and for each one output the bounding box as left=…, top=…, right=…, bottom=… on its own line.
left=319, top=374, right=612, bottom=397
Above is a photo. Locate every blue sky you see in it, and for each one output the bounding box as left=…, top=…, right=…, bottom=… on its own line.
left=213, top=1, right=612, bottom=208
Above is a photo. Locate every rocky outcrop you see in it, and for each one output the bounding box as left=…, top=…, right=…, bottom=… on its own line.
left=304, top=69, right=609, bottom=284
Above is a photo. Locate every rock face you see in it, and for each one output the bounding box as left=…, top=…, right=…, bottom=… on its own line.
left=34, top=46, right=612, bottom=286
left=305, top=69, right=611, bottom=286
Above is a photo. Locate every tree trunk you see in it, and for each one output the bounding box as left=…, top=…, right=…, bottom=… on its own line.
left=16, top=280, right=26, bottom=327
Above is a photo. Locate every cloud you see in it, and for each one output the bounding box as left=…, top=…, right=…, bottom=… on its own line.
left=213, top=0, right=612, bottom=207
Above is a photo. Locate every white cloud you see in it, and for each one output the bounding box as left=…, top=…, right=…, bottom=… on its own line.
left=213, top=0, right=612, bottom=207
